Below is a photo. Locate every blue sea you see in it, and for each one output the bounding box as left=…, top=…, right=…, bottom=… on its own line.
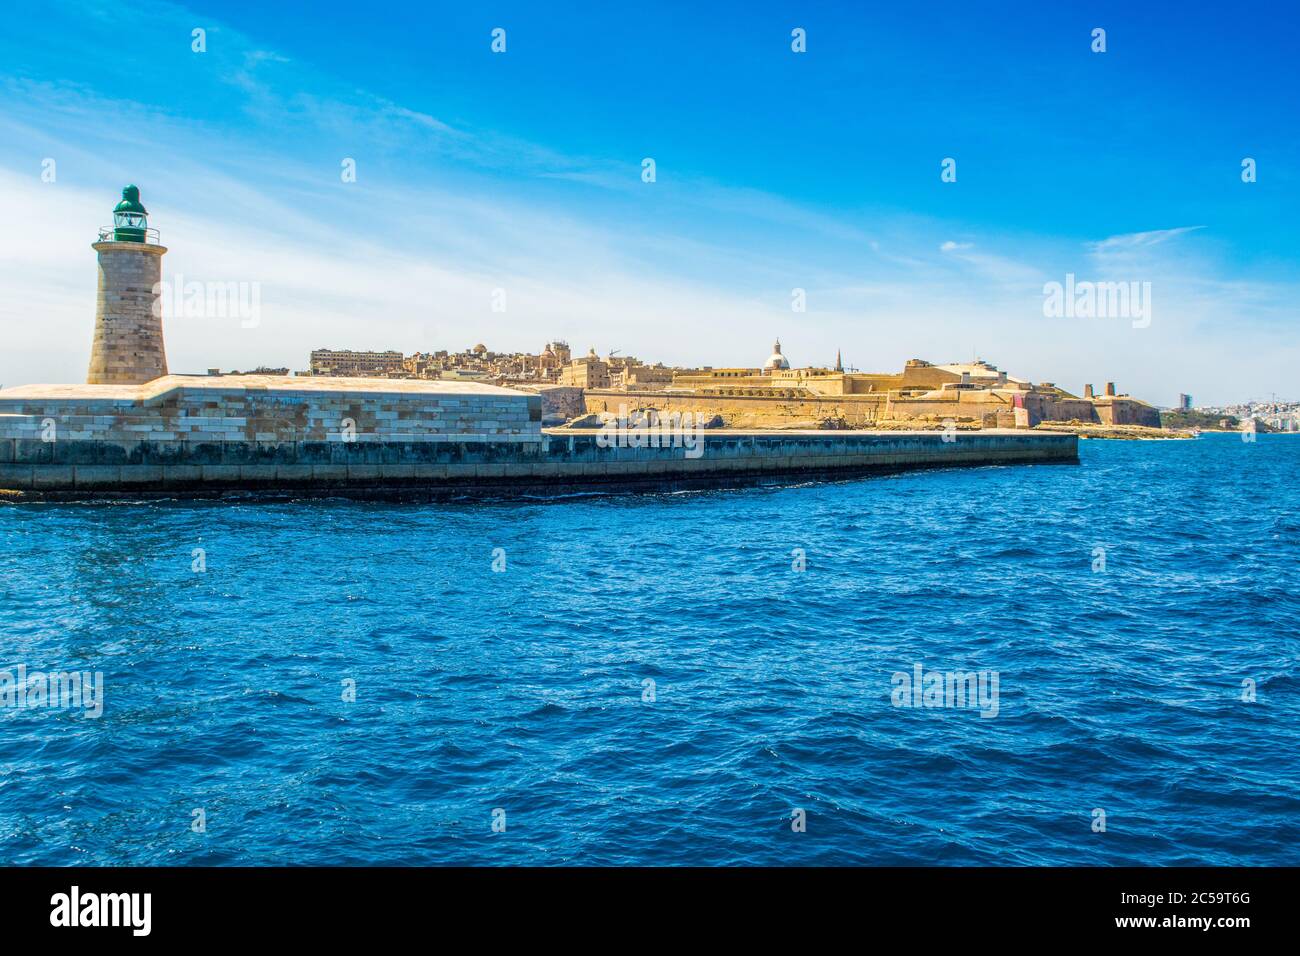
left=2, top=433, right=1297, bottom=866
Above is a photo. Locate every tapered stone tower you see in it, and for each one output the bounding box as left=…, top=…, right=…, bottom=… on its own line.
left=87, top=185, right=169, bottom=385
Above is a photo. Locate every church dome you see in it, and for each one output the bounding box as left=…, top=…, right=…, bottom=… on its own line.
left=763, top=338, right=790, bottom=371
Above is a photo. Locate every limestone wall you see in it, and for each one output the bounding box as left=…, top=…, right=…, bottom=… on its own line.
left=87, top=242, right=169, bottom=385
left=0, top=375, right=541, bottom=445
left=584, top=389, right=888, bottom=424
left=1094, top=397, right=1161, bottom=427
left=885, top=390, right=1017, bottom=423
left=533, top=385, right=585, bottom=424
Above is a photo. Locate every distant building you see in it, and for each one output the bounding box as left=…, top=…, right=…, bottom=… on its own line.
left=614, top=364, right=674, bottom=388
left=1178, top=393, right=1193, bottom=411
left=538, top=341, right=571, bottom=376
left=223, top=366, right=291, bottom=376
left=310, top=349, right=405, bottom=377
left=559, top=349, right=611, bottom=388
left=763, top=339, right=791, bottom=371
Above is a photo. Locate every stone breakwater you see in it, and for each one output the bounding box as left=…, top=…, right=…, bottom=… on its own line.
left=0, top=430, right=1077, bottom=500
left=0, top=376, right=1076, bottom=500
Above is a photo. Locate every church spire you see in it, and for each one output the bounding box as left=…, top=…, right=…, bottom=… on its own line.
left=835, top=348, right=843, bottom=372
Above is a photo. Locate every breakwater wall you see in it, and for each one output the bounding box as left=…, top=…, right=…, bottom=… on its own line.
left=0, top=428, right=1077, bottom=500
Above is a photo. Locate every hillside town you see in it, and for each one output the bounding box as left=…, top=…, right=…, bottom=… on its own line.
left=290, top=341, right=1169, bottom=434
left=1200, top=400, right=1300, bottom=432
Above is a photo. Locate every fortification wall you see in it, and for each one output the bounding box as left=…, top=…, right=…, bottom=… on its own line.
left=1095, top=398, right=1161, bottom=427
left=582, top=386, right=1162, bottom=432
left=583, top=389, right=888, bottom=424
left=1027, top=395, right=1096, bottom=423
left=899, top=365, right=961, bottom=389
left=885, top=390, right=1016, bottom=423
left=533, top=385, right=585, bottom=424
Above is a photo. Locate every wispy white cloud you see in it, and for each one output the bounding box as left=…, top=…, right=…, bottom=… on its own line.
left=1089, top=226, right=1204, bottom=253
left=938, top=241, right=1046, bottom=287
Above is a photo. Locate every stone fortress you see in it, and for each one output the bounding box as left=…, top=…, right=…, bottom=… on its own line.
left=577, top=342, right=1160, bottom=431
left=302, top=341, right=1162, bottom=434
left=0, top=187, right=1076, bottom=499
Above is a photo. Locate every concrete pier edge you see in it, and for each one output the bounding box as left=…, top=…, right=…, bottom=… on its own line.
left=0, top=428, right=1078, bottom=502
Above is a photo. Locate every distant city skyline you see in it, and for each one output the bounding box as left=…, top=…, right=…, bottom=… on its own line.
left=0, top=0, right=1296, bottom=405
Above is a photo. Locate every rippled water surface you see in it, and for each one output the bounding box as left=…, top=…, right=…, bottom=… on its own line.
left=2, top=434, right=1298, bottom=865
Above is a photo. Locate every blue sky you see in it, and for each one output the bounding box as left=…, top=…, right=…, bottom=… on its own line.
left=0, top=0, right=1295, bottom=404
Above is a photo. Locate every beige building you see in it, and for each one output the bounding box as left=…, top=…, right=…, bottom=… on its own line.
left=310, top=349, right=406, bottom=377
left=559, top=349, right=611, bottom=388
left=537, top=341, right=572, bottom=377
left=611, top=364, right=674, bottom=388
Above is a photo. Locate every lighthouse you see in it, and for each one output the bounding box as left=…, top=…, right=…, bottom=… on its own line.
left=86, top=185, right=169, bottom=385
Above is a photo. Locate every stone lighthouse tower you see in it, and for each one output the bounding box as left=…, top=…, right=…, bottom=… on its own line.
left=86, top=185, right=169, bottom=384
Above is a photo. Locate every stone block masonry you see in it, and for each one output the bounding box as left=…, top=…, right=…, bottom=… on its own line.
left=0, top=376, right=542, bottom=447
left=87, top=241, right=169, bottom=385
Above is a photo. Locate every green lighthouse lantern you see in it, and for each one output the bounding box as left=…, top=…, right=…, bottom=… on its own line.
left=112, top=184, right=149, bottom=242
